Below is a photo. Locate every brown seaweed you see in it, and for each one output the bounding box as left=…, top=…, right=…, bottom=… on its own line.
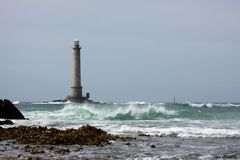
left=0, top=125, right=119, bottom=146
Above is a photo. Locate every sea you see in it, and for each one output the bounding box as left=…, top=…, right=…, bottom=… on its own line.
left=5, top=101, right=240, bottom=159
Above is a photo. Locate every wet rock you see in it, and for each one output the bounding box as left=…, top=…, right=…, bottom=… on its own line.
left=0, top=119, right=13, bottom=125
left=157, top=133, right=178, bottom=138
left=151, top=145, right=156, bottom=148
left=214, top=152, right=239, bottom=159
left=54, top=148, right=70, bottom=155
left=138, top=133, right=150, bottom=137
left=155, top=134, right=164, bottom=137
left=137, top=131, right=150, bottom=137
left=22, top=145, right=45, bottom=154
left=27, top=157, right=43, bottom=160
left=120, top=136, right=136, bottom=141
left=0, top=99, right=25, bottom=119
left=77, top=147, right=83, bottom=150
left=48, top=146, right=55, bottom=150
left=125, top=142, right=130, bottom=145
left=223, top=153, right=238, bottom=159
left=22, top=145, right=31, bottom=151
left=12, top=145, right=19, bottom=149
left=51, top=99, right=67, bottom=103
left=0, top=124, right=119, bottom=146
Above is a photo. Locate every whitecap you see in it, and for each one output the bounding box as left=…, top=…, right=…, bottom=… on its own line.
left=107, top=125, right=240, bottom=138
left=125, top=101, right=148, bottom=105
left=12, top=101, right=20, bottom=104
left=185, top=102, right=240, bottom=108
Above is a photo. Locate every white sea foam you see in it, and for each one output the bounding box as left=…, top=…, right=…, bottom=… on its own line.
left=32, top=102, right=51, bottom=105
left=185, top=102, right=212, bottom=108
left=107, top=125, right=240, bottom=138
left=59, top=102, right=177, bottom=120
left=32, top=101, right=71, bottom=105
left=48, top=101, right=72, bottom=104
left=12, top=101, right=20, bottom=104
left=216, top=103, right=240, bottom=107
left=185, top=102, right=240, bottom=108
left=125, top=101, right=148, bottom=105
left=157, top=127, right=240, bottom=138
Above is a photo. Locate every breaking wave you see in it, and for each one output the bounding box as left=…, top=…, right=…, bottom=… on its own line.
left=12, top=101, right=20, bottom=104
left=21, top=101, right=240, bottom=122
left=32, top=101, right=71, bottom=105
left=109, top=125, right=240, bottom=138
left=13, top=101, right=240, bottom=138
left=57, top=103, right=177, bottom=120
left=183, top=102, right=240, bottom=108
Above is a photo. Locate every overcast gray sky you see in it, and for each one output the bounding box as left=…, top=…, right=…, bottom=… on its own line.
left=1, top=0, right=240, bottom=102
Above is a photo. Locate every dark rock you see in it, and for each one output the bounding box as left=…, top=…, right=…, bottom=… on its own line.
left=0, top=124, right=119, bottom=146
left=51, top=99, right=67, bottom=103
left=0, top=99, right=25, bottom=119
left=214, top=153, right=238, bottom=159
left=223, top=153, right=238, bottom=159
left=151, top=145, right=156, bottom=148
left=138, top=133, right=150, bottom=137
left=125, top=142, right=130, bottom=145
left=54, top=148, right=70, bottom=155
left=0, top=119, right=13, bottom=125
left=22, top=145, right=45, bottom=154
left=12, top=145, right=19, bottom=149
left=48, top=146, right=55, bottom=150
left=27, top=157, right=43, bottom=160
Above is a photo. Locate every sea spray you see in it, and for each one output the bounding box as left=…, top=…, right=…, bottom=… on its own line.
left=12, top=101, right=240, bottom=138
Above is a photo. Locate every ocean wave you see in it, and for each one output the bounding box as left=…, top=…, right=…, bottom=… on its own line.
left=12, top=101, right=20, bottom=104
left=48, top=101, right=72, bottom=105
left=22, top=101, right=240, bottom=122
left=183, top=102, right=240, bottom=108
left=109, top=125, right=240, bottom=138
left=32, top=101, right=71, bottom=105
left=216, top=103, right=240, bottom=107
left=43, top=103, right=177, bottom=121
left=158, top=127, right=240, bottom=138
left=125, top=101, right=148, bottom=105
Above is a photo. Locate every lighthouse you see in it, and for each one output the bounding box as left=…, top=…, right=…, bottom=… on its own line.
left=66, top=39, right=90, bottom=102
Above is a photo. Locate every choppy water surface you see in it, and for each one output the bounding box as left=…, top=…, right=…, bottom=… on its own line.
left=5, top=101, right=240, bottom=159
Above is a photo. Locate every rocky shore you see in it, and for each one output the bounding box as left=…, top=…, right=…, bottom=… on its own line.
left=1, top=133, right=240, bottom=160
left=0, top=125, right=118, bottom=146
left=0, top=125, right=133, bottom=159
left=0, top=100, right=127, bottom=159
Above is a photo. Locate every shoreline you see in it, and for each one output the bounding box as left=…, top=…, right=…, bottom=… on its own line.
left=1, top=135, right=240, bottom=159
left=0, top=125, right=134, bottom=160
